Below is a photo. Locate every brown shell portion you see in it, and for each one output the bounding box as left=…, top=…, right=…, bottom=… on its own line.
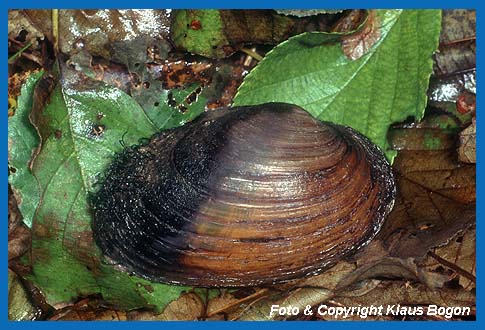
left=92, top=103, right=395, bottom=287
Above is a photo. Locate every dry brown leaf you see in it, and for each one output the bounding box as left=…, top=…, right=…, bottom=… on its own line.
left=331, top=10, right=367, bottom=33
left=341, top=10, right=380, bottom=60
left=159, top=292, right=204, bottom=320
left=8, top=10, right=45, bottom=46
left=420, top=226, right=475, bottom=290
left=8, top=225, right=31, bottom=260
left=236, top=262, right=356, bottom=320
left=435, top=10, right=475, bottom=75
left=126, top=310, right=163, bottom=321
left=380, top=113, right=475, bottom=259
left=147, top=61, right=213, bottom=89
left=48, top=298, right=127, bottom=320
left=206, top=291, right=240, bottom=320
left=333, top=281, right=475, bottom=320
left=50, top=307, right=128, bottom=321
left=9, top=71, right=42, bottom=111
left=8, top=186, right=31, bottom=261
left=458, top=118, right=476, bottom=163
left=337, top=257, right=450, bottom=291
left=234, top=256, right=448, bottom=321
left=8, top=187, right=22, bottom=234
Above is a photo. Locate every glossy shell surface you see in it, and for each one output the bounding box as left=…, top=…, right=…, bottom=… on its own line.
left=92, top=103, right=396, bottom=286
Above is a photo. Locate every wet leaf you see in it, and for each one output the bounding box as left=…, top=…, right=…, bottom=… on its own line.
left=8, top=186, right=22, bottom=234
left=218, top=10, right=294, bottom=47
left=235, top=10, right=442, bottom=162
left=235, top=254, right=450, bottom=320
left=132, top=81, right=207, bottom=129
left=8, top=71, right=40, bottom=109
left=456, top=90, right=476, bottom=115
left=8, top=70, right=44, bottom=227
left=24, top=66, right=188, bottom=310
left=428, top=10, right=475, bottom=121
left=428, top=70, right=476, bottom=110
left=24, top=9, right=172, bottom=62
left=172, top=10, right=349, bottom=59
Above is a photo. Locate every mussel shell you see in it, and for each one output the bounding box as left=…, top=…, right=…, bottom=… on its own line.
left=92, top=103, right=395, bottom=287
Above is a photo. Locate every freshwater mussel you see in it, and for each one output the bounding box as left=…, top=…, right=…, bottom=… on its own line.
left=92, top=103, right=396, bottom=287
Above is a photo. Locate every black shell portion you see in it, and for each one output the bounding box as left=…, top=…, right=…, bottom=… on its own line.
left=91, top=103, right=396, bottom=287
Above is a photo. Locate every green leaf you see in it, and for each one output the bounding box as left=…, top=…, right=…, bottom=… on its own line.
left=133, top=81, right=207, bottom=130
left=8, top=70, right=44, bottom=228
left=172, top=10, right=294, bottom=59
left=234, top=10, right=442, bottom=162
left=172, top=10, right=228, bottom=58
left=27, top=70, right=188, bottom=311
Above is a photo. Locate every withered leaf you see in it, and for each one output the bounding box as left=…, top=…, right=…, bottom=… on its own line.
left=420, top=226, right=475, bottom=291
left=8, top=225, right=31, bottom=261
left=8, top=10, right=45, bottom=46
left=23, top=9, right=172, bottom=64
left=458, top=118, right=476, bottom=163
left=333, top=281, right=475, bottom=320
left=331, top=10, right=367, bottom=33
left=341, top=10, right=380, bottom=60
left=236, top=262, right=356, bottom=320
left=49, top=299, right=128, bottom=321
left=336, top=257, right=450, bottom=291
left=206, top=291, right=240, bottom=320
left=380, top=113, right=475, bottom=259
left=435, top=10, right=475, bottom=75
left=147, top=61, right=213, bottom=90
left=159, top=293, right=204, bottom=320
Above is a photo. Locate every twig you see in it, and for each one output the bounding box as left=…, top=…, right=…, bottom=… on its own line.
left=8, top=41, right=33, bottom=64
left=428, top=250, right=476, bottom=283
left=241, top=47, right=263, bottom=62
left=52, top=9, right=59, bottom=53
left=440, top=36, right=476, bottom=48
left=206, top=288, right=269, bottom=318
